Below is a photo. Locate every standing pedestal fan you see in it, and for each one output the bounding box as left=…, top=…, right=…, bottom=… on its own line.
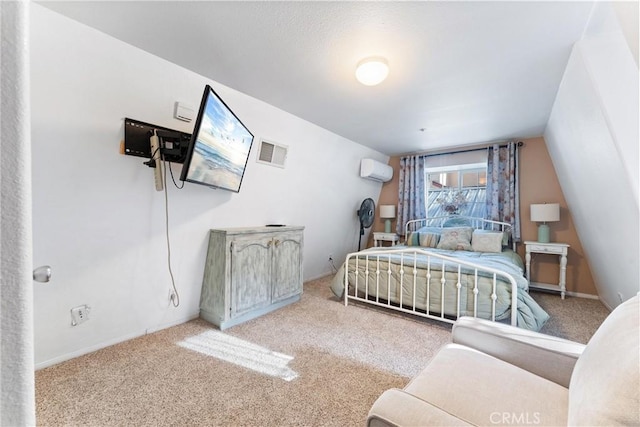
left=357, top=198, right=375, bottom=251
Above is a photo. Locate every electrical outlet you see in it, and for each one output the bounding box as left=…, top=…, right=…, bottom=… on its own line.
left=70, top=304, right=90, bottom=326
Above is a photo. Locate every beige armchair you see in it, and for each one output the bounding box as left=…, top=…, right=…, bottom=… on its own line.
left=368, top=295, right=639, bottom=426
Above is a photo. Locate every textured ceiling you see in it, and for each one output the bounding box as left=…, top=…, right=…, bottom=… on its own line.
left=38, top=1, right=596, bottom=155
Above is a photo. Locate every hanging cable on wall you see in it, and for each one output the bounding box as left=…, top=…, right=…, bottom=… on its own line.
left=162, top=156, right=180, bottom=308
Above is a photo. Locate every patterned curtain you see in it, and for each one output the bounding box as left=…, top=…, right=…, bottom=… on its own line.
left=486, top=141, right=521, bottom=241
left=396, top=155, right=426, bottom=235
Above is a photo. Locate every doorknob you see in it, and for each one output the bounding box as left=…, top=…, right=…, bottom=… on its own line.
left=33, top=265, right=51, bottom=283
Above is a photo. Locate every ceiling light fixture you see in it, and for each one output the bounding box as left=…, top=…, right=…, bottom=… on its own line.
left=355, top=57, right=389, bottom=86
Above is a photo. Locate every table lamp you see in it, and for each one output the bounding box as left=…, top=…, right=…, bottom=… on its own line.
left=530, top=203, right=560, bottom=243
left=380, top=205, right=396, bottom=233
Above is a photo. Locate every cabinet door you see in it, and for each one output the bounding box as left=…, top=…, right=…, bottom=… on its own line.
left=230, top=237, right=272, bottom=317
left=272, top=234, right=303, bottom=303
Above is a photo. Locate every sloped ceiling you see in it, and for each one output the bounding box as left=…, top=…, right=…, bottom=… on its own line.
left=38, top=1, right=595, bottom=155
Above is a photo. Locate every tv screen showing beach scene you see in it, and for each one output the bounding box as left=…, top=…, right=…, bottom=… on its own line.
left=180, top=85, right=254, bottom=192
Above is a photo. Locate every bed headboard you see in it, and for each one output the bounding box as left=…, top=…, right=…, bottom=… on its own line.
left=404, top=215, right=515, bottom=251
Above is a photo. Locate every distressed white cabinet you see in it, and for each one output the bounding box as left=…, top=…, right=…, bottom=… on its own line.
left=200, top=226, right=304, bottom=330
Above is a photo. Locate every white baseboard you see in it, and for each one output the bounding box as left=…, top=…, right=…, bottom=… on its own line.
left=145, top=312, right=200, bottom=334
left=531, top=288, right=600, bottom=300
left=35, top=311, right=200, bottom=370
left=529, top=282, right=599, bottom=300
left=599, top=299, right=614, bottom=311
left=305, top=271, right=336, bottom=282
left=565, top=291, right=600, bottom=300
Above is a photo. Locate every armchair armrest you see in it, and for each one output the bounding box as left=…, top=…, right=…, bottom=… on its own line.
left=367, top=389, right=472, bottom=427
left=452, top=316, right=585, bottom=387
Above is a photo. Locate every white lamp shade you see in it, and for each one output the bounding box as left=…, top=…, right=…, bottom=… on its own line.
left=530, top=203, right=560, bottom=222
left=380, top=205, right=396, bottom=219
left=355, top=57, right=389, bottom=86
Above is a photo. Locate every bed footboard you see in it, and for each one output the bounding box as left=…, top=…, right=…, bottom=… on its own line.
left=343, top=248, right=519, bottom=326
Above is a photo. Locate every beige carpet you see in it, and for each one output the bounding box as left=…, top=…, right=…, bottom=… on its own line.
left=35, top=276, right=609, bottom=426
left=533, top=290, right=609, bottom=344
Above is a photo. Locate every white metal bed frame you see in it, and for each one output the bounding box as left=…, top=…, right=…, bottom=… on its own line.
left=343, top=216, right=519, bottom=326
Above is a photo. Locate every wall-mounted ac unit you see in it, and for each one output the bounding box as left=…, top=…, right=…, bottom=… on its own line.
left=360, top=158, right=393, bottom=182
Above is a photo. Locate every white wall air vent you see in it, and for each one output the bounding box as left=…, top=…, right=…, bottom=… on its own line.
left=360, top=158, right=393, bottom=182
left=257, top=139, right=288, bottom=168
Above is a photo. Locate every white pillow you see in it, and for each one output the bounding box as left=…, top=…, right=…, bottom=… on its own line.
left=471, top=230, right=504, bottom=253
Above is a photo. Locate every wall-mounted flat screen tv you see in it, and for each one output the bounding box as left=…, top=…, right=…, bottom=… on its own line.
left=180, top=85, right=254, bottom=192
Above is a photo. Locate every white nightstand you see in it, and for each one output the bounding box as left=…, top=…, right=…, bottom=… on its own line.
left=373, top=232, right=399, bottom=247
left=524, top=241, right=570, bottom=299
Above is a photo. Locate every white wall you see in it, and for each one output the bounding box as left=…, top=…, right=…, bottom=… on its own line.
left=611, top=1, right=639, bottom=67
left=544, top=2, right=639, bottom=309
left=30, top=4, right=388, bottom=368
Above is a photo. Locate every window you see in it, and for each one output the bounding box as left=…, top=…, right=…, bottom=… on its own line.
left=425, top=163, right=487, bottom=218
